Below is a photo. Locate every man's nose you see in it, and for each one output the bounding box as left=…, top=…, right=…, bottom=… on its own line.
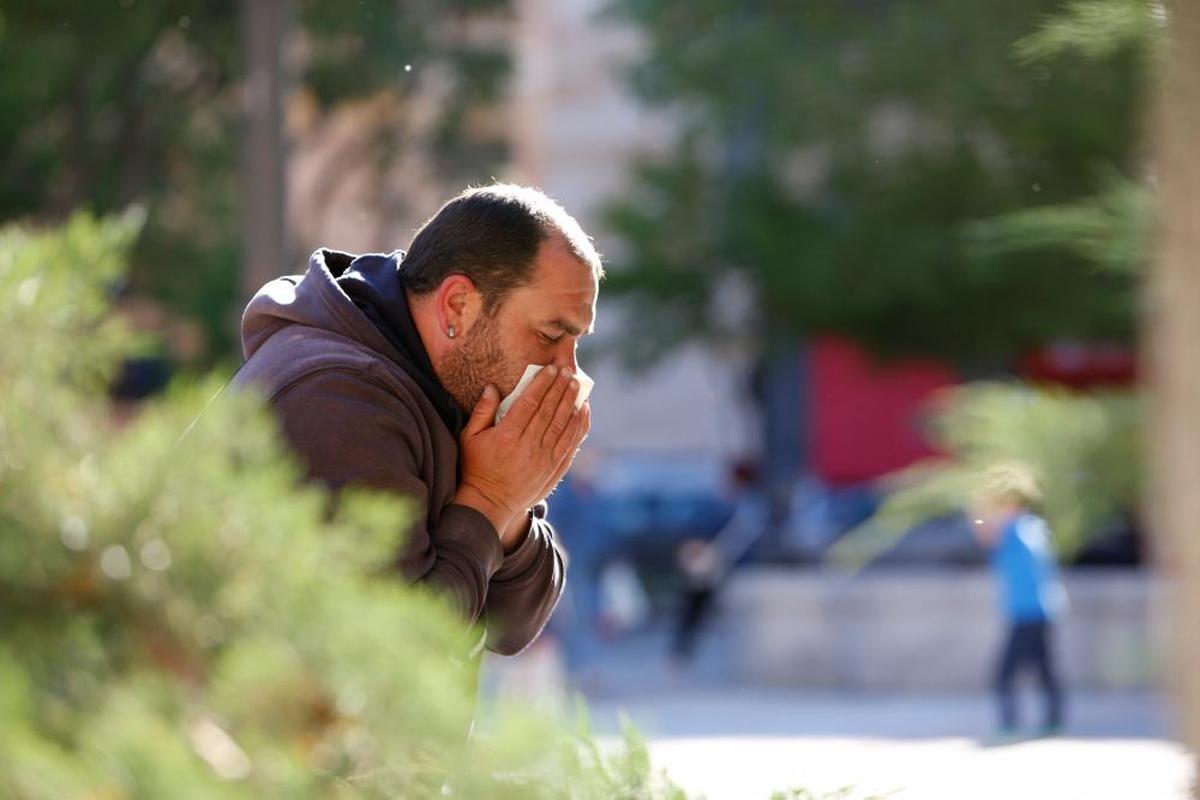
left=553, top=341, right=580, bottom=374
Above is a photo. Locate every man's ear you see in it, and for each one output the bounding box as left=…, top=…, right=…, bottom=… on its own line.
left=436, top=274, right=484, bottom=338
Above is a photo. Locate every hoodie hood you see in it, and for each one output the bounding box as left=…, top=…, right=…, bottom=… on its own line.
left=241, top=248, right=467, bottom=436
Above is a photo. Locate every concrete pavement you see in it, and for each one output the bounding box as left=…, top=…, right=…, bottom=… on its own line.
left=586, top=689, right=1190, bottom=799
left=483, top=626, right=1192, bottom=798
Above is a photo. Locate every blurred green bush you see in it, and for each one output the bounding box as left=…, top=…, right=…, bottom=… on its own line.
left=0, top=213, right=688, bottom=799
left=835, top=382, right=1140, bottom=566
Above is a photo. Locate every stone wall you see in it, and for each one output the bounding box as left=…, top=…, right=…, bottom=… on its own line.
left=723, top=568, right=1162, bottom=691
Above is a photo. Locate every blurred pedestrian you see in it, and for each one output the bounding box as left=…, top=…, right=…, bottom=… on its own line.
left=671, top=460, right=768, bottom=666
left=972, top=464, right=1067, bottom=738
left=547, top=453, right=607, bottom=686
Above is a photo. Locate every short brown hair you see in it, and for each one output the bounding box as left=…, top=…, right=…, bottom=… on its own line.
left=402, top=184, right=602, bottom=311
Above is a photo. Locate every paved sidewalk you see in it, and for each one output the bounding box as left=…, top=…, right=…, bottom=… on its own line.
left=586, top=689, right=1190, bottom=799
left=484, top=627, right=1192, bottom=798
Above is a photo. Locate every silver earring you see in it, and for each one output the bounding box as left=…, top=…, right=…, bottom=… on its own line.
left=448, top=325, right=456, bottom=339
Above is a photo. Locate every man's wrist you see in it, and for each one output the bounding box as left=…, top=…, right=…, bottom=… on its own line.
left=499, top=509, right=533, bottom=554
left=452, top=485, right=514, bottom=538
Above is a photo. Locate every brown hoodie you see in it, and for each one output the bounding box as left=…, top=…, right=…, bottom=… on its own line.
left=236, top=249, right=564, bottom=656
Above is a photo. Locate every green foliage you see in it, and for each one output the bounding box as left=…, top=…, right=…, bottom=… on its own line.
left=832, top=382, right=1140, bottom=566
left=827, top=4, right=1156, bottom=563
left=0, top=1, right=512, bottom=361
left=604, top=0, right=1149, bottom=367
left=968, top=174, right=1150, bottom=275
left=1015, top=0, right=1162, bottom=63
left=0, top=214, right=696, bottom=798
left=974, top=0, right=1160, bottom=280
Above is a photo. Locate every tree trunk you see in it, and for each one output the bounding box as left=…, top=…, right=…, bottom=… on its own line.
left=240, top=0, right=290, bottom=303
left=1146, top=0, right=1200, bottom=789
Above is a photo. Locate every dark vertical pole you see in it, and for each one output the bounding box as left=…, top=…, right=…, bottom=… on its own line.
left=722, top=4, right=805, bottom=555
left=763, top=341, right=805, bottom=538
left=240, top=0, right=290, bottom=304
left=749, top=334, right=804, bottom=559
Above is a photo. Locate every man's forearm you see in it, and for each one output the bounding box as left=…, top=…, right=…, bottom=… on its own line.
left=483, top=514, right=565, bottom=656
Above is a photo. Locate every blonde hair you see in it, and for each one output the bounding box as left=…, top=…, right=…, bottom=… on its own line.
left=976, top=463, right=1043, bottom=509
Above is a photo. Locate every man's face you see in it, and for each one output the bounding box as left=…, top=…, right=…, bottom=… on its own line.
left=438, top=235, right=598, bottom=412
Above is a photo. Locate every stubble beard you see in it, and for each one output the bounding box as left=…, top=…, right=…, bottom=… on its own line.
left=438, top=311, right=515, bottom=413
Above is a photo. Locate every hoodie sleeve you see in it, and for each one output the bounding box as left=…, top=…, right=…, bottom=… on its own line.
left=270, top=369, right=504, bottom=625
left=482, top=502, right=566, bottom=656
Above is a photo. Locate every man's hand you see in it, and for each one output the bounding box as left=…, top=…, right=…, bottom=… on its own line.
left=530, top=397, right=590, bottom=506
left=453, top=366, right=589, bottom=548
left=495, top=397, right=591, bottom=552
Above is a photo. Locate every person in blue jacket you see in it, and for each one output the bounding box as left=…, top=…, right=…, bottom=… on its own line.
left=972, top=465, right=1067, bottom=737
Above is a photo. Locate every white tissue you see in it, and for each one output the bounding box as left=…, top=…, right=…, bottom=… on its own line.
left=495, top=364, right=594, bottom=424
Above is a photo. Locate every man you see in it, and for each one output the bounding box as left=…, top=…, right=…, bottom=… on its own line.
left=236, top=184, right=599, bottom=659
left=972, top=464, right=1067, bottom=739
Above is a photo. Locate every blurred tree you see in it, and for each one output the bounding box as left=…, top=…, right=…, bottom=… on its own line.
left=967, top=0, right=1161, bottom=278
left=0, top=1, right=512, bottom=361
left=604, top=0, right=1153, bottom=368
left=967, top=173, right=1149, bottom=277
left=824, top=2, right=1162, bottom=563
left=0, top=212, right=695, bottom=799
left=240, top=0, right=289, bottom=301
